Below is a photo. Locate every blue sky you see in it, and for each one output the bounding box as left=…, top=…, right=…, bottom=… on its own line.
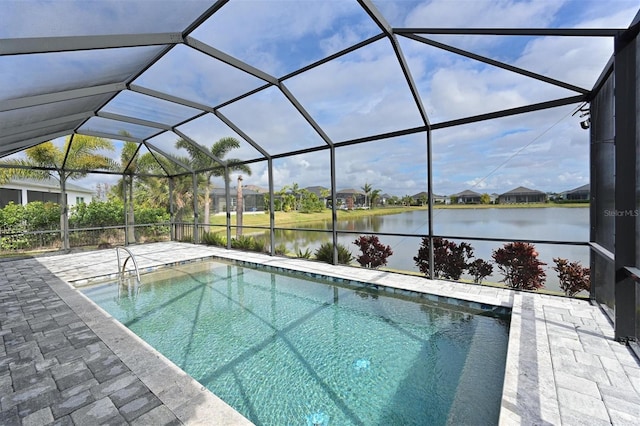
left=2, top=0, right=638, bottom=197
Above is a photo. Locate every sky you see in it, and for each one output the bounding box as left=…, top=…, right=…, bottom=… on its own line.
left=2, top=0, right=639, bottom=197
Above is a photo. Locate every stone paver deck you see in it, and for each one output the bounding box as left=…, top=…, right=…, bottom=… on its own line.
left=2, top=241, right=639, bottom=425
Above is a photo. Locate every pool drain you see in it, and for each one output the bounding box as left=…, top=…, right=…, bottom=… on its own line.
left=306, top=411, right=329, bottom=426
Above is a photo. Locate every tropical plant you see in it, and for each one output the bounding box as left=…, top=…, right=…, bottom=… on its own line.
left=467, top=258, right=494, bottom=284
left=175, top=136, right=251, bottom=225
left=230, top=235, right=266, bottom=252
left=300, top=190, right=324, bottom=213
left=314, top=242, right=353, bottom=264
left=274, top=243, right=288, bottom=255
left=492, top=242, right=546, bottom=290
left=296, top=247, right=312, bottom=259
left=553, top=258, right=590, bottom=296
left=480, top=193, right=491, bottom=204
left=369, top=189, right=382, bottom=209
left=353, top=235, right=393, bottom=268
left=414, top=237, right=474, bottom=280
left=402, top=195, right=413, bottom=206
left=202, top=231, right=226, bottom=247
left=362, top=182, right=372, bottom=208
left=0, top=135, right=115, bottom=250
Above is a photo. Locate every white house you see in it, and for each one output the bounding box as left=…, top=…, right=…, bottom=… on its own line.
left=0, top=178, right=94, bottom=208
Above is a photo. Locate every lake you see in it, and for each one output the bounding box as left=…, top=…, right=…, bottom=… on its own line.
left=267, top=207, right=590, bottom=293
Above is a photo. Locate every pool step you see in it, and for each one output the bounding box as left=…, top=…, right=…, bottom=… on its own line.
left=446, top=318, right=509, bottom=425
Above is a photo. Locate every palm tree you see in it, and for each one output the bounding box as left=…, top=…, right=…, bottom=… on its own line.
left=370, top=189, right=381, bottom=209
left=362, top=182, right=372, bottom=208
left=175, top=137, right=251, bottom=225
left=0, top=135, right=115, bottom=250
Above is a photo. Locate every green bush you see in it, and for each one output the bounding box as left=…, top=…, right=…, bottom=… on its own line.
left=314, top=242, right=353, bottom=264
left=202, top=231, right=226, bottom=247
left=296, top=247, right=312, bottom=259
left=274, top=243, right=288, bottom=255
left=231, top=235, right=266, bottom=253
left=24, top=202, right=60, bottom=231
left=70, top=200, right=124, bottom=228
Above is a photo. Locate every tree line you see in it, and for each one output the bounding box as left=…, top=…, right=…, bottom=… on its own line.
left=0, top=134, right=251, bottom=248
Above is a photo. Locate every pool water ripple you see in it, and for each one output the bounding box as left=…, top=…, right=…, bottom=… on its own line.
left=82, top=260, right=509, bottom=425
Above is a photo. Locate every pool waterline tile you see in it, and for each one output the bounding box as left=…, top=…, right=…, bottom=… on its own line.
left=26, top=241, right=640, bottom=425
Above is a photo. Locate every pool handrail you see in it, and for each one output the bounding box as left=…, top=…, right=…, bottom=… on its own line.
left=115, top=246, right=141, bottom=286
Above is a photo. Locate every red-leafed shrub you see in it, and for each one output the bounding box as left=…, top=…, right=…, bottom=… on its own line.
left=492, top=242, right=546, bottom=290
left=353, top=235, right=393, bottom=268
left=414, top=237, right=474, bottom=280
left=467, top=258, right=493, bottom=284
left=553, top=257, right=590, bottom=296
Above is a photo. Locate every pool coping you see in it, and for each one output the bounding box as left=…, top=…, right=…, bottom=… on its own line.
left=33, top=242, right=640, bottom=425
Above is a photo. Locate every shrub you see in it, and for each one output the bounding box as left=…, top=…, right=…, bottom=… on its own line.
left=467, top=259, right=493, bottom=284
left=274, top=243, right=288, bottom=255
left=414, top=237, right=473, bottom=280
left=492, top=242, right=546, bottom=290
left=296, top=247, right=312, bottom=259
left=24, top=202, right=59, bottom=231
left=353, top=235, right=393, bottom=268
left=553, top=258, right=590, bottom=296
left=70, top=200, right=123, bottom=228
left=201, top=231, right=226, bottom=247
left=231, top=235, right=266, bottom=253
left=314, top=242, right=353, bottom=264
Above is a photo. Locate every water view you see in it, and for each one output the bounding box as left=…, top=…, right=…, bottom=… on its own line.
left=270, top=207, right=589, bottom=293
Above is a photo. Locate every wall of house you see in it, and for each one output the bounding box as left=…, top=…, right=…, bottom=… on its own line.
left=0, top=185, right=92, bottom=208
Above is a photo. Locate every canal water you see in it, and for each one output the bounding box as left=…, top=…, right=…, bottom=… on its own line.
left=268, top=207, right=589, bottom=293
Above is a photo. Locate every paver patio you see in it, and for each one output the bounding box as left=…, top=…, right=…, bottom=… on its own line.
left=1, top=241, right=639, bottom=425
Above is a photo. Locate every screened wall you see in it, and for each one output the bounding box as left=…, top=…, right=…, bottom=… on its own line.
left=1, top=1, right=639, bottom=344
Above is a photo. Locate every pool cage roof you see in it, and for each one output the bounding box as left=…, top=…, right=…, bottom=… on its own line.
left=0, top=0, right=635, bottom=178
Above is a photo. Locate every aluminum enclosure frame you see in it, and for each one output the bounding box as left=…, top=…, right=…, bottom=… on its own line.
left=0, top=1, right=639, bottom=343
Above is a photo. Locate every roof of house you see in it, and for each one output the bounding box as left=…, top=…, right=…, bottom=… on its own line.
left=565, top=183, right=590, bottom=194
left=335, top=188, right=365, bottom=195
left=243, top=184, right=268, bottom=193
left=304, top=186, right=329, bottom=196
left=1, top=177, right=93, bottom=194
left=211, top=186, right=264, bottom=196
left=454, top=189, right=482, bottom=197
left=500, top=186, right=546, bottom=196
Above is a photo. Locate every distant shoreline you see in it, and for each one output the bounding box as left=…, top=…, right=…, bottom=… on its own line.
left=432, top=202, right=589, bottom=209
left=209, top=203, right=589, bottom=228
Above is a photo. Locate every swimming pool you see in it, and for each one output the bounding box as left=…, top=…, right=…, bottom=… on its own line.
left=81, top=259, right=510, bottom=425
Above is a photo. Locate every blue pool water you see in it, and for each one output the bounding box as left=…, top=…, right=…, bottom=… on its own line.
left=82, top=260, right=510, bottom=425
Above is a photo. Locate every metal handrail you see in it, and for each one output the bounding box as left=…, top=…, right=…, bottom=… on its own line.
left=115, top=246, right=141, bottom=285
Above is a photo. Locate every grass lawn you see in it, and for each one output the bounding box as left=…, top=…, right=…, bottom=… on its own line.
left=207, top=206, right=426, bottom=229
